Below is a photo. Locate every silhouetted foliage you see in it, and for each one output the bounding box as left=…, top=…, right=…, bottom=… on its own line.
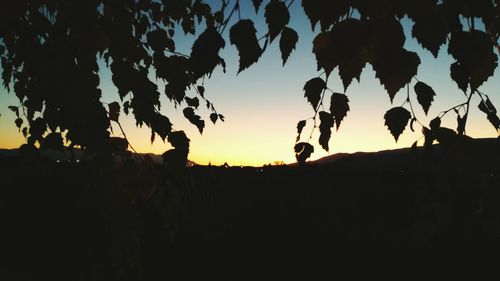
left=2, top=0, right=499, bottom=163
left=2, top=2, right=500, bottom=278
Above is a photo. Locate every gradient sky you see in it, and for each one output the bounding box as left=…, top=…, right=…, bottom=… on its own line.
left=1, top=1, right=499, bottom=166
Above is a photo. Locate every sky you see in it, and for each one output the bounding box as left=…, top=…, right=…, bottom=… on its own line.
left=0, top=0, right=499, bottom=166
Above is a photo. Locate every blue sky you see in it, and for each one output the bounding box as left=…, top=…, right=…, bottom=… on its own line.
left=0, top=0, right=499, bottom=166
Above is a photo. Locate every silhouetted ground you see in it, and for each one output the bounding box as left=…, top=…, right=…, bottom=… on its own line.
left=1, top=138, right=499, bottom=280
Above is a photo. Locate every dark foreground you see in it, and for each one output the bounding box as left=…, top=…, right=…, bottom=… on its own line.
left=1, top=139, right=500, bottom=279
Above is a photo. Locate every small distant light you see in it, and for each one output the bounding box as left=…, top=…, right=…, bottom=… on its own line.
left=56, top=160, right=60, bottom=163
left=76, top=159, right=80, bottom=163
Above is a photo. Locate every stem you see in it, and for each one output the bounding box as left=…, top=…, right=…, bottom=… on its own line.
left=461, top=89, right=475, bottom=135
left=219, top=0, right=239, bottom=34
left=406, top=83, right=423, bottom=126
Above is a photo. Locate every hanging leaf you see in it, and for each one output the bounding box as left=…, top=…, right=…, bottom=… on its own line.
left=252, top=0, right=263, bottom=13
left=22, top=127, right=28, bottom=138
left=218, top=114, right=225, bottom=122
left=301, top=0, right=349, bottom=31
left=15, top=118, right=23, bottom=129
left=478, top=99, right=500, bottom=130
left=296, top=120, right=306, bottom=142
left=190, top=26, right=226, bottom=80
left=123, top=101, right=130, bottom=115
left=371, top=48, right=421, bottom=102
left=279, top=27, right=298, bottom=66
left=448, top=30, right=498, bottom=91
left=264, top=0, right=290, bottom=42
left=108, top=102, right=120, bottom=122
left=339, top=53, right=368, bottom=91
left=312, top=19, right=371, bottom=79
left=210, top=113, right=218, bottom=124
left=318, top=111, right=334, bottom=151
left=384, top=107, right=411, bottom=142
left=486, top=112, right=500, bottom=130
left=229, top=20, right=263, bottom=73
left=147, top=29, right=170, bottom=53
left=294, top=142, right=314, bottom=165
left=183, top=107, right=205, bottom=134
left=185, top=96, right=199, bottom=109
left=450, top=62, right=469, bottom=93
left=197, top=85, right=205, bottom=97
left=303, top=77, right=326, bottom=111
left=8, top=106, right=19, bottom=117
left=414, top=81, right=436, bottom=115
left=151, top=130, right=156, bottom=144
left=329, top=93, right=350, bottom=130
left=151, top=113, right=172, bottom=141
left=411, top=12, right=447, bottom=57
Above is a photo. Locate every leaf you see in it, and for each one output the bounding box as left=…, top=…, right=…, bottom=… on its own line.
left=414, top=81, right=436, bottom=115
left=147, top=29, right=170, bottom=53
left=108, top=102, right=120, bottom=122
left=312, top=19, right=371, bottom=78
left=448, top=30, right=498, bottom=91
left=264, top=0, right=290, bottom=42
left=218, top=114, right=225, bottom=122
left=185, top=96, right=199, bottom=109
left=8, top=106, right=19, bottom=117
left=22, top=127, right=28, bottom=138
left=123, top=101, right=130, bottom=115
left=279, top=27, right=298, bottom=66
left=329, top=93, right=350, bottom=130
left=229, top=20, right=263, bottom=73
left=411, top=12, right=447, bottom=57
left=303, top=77, right=326, bottom=111
left=294, top=142, right=314, bottom=165
left=183, top=107, right=205, bottom=134
left=486, top=112, right=500, bottom=130
left=339, top=53, right=368, bottom=91
left=410, top=117, right=416, bottom=132
left=318, top=111, right=334, bottom=151
left=478, top=99, right=500, bottom=130
left=190, top=26, right=226, bottom=80
left=151, top=114, right=172, bottom=141
left=210, top=113, right=218, bottom=124
left=456, top=114, right=467, bottom=135
left=252, top=0, right=263, bottom=13
left=450, top=62, right=469, bottom=92
left=384, top=107, right=411, bottom=142
left=15, top=118, right=23, bottom=129
left=371, top=48, right=421, bottom=102
left=296, top=120, right=306, bottom=142
left=197, top=85, right=205, bottom=97
left=301, top=0, right=349, bottom=31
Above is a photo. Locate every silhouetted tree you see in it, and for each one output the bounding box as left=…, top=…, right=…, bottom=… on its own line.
left=1, top=0, right=499, bottom=160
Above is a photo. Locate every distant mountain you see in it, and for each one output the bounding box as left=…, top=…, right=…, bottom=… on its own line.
left=303, top=137, right=499, bottom=173
left=0, top=148, right=198, bottom=166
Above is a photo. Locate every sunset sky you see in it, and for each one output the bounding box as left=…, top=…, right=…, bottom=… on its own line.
left=0, top=1, right=499, bottom=166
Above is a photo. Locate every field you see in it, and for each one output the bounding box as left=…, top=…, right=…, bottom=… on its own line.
left=1, top=138, right=499, bottom=279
